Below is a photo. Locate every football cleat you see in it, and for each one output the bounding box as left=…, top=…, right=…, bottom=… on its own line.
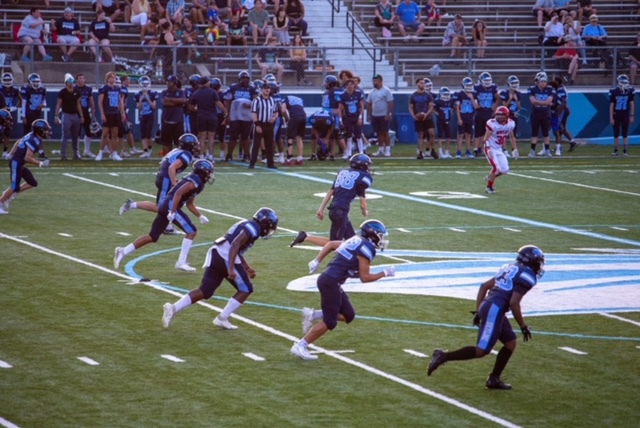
left=301, top=307, right=315, bottom=334
left=486, top=187, right=496, bottom=194
left=175, top=263, right=196, bottom=273
left=113, top=247, right=125, bottom=269
left=119, top=199, right=133, bottom=215
left=427, top=349, right=447, bottom=376
left=486, top=374, right=512, bottom=390
left=162, top=303, right=174, bottom=328
left=213, top=316, right=238, bottom=330
left=290, top=342, right=318, bottom=361
left=289, top=231, right=307, bottom=248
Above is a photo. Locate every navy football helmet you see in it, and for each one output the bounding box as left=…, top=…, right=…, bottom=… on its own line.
left=139, top=76, right=151, bottom=89
left=253, top=79, right=264, bottom=90
left=617, top=74, right=630, bottom=90
left=89, top=119, right=102, bottom=137
left=253, top=207, right=279, bottom=238
left=350, top=153, right=372, bottom=172
left=323, top=75, right=338, bottom=89
left=32, top=119, right=52, bottom=139
left=507, top=75, right=520, bottom=90
left=516, top=245, right=545, bottom=278
left=28, top=73, right=41, bottom=89
left=439, top=87, right=451, bottom=101
left=316, top=139, right=329, bottom=160
left=189, top=74, right=201, bottom=87
left=479, top=71, right=493, bottom=87
left=210, top=77, right=222, bottom=90
left=424, top=78, right=433, bottom=92
left=462, top=77, right=474, bottom=92
left=192, top=159, right=215, bottom=184
left=238, top=70, right=251, bottom=81
left=178, top=133, right=199, bottom=154
left=2, top=72, right=13, bottom=87
left=0, top=109, right=13, bottom=128
left=360, top=219, right=389, bottom=250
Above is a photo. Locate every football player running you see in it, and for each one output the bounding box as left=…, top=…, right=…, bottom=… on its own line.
left=113, top=159, right=215, bottom=272
left=427, top=245, right=545, bottom=390
left=161, top=207, right=279, bottom=330
left=483, top=106, right=518, bottom=194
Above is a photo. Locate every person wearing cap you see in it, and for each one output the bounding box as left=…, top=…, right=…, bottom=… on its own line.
left=17, top=7, right=53, bottom=62
left=51, top=7, right=81, bottom=62
left=396, top=0, right=425, bottom=42
left=443, top=14, right=467, bottom=58
left=54, top=74, right=83, bottom=160
left=582, top=14, right=607, bottom=63
left=159, top=75, right=187, bottom=157
left=366, top=75, right=394, bottom=157
left=189, top=76, right=227, bottom=161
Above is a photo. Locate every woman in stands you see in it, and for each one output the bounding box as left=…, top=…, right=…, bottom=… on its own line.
left=273, top=7, right=291, bottom=46
left=131, top=0, right=151, bottom=26
left=374, top=0, right=395, bottom=39
left=472, top=20, right=487, bottom=59
left=181, top=16, right=201, bottom=64
left=628, top=32, right=640, bottom=85
left=554, top=35, right=579, bottom=86
left=285, top=0, right=308, bottom=36
left=290, top=34, right=311, bottom=86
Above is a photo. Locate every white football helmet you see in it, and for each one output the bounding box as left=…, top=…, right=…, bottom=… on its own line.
left=139, top=76, right=151, bottom=90
left=462, top=77, right=474, bottom=92
left=2, top=72, right=13, bottom=87
left=28, top=73, right=41, bottom=89
left=439, top=87, right=451, bottom=102
left=508, top=75, right=520, bottom=90
left=617, top=74, right=630, bottom=90
left=535, top=72, right=548, bottom=84
left=479, top=72, right=493, bottom=87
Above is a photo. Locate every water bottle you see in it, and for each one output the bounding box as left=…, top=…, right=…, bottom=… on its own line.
left=155, top=58, right=163, bottom=79
left=44, top=23, right=51, bottom=44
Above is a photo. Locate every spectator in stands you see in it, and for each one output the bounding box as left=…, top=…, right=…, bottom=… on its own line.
left=166, top=0, right=186, bottom=25
left=577, top=0, right=596, bottom=24
left=17, top=8, right=53, bottom=62
left=553, top=0, right=572, bottom=15
left=230, top=0, right=245, bottom=19
left=543, top=13, right=565, bottom=56
left=374, top=0, right=395, bottom=39
left=532, top=0, right=554, bottom=28
left=248, top=0, right=273, bottom=45
left=285, top=0, right=308, bottom=36
left=443, top=14, right=467, bottom=58
left=396, top=0, right=425, bottom=42
left=204, top=17, right=222, bottom=51
left=158, top=21, right=181, bottom=76
left=472, top=20, right=487, bottom=59
left=130, top=0, right=151, bottom=26
left=190, top=0, right=208, bottom=24
left=256, top=37, right=284, bottom=81
left=273, top=7, right=291, bottom=45
left=92, top=1, right=124, bottom=23
left=181, top=16, right=201, bottom=64
left=149, top=0, right=166, bottom=20
left=627, top=33, right=640, bottom=85
left=226, top=13, right=248, bottom=46
left=554, top=35, right=579, bottom=85
left=564, top=14, right=587, bottom=65
left=211, top=0, right=231, bottom=21
left=88, top=11, right=116, bottom=63
left=290, top=33, right=310, bottom=86
left=582, top=14, right=607, bottom=63
left=424, top=0, right=442, bottom=27
left=141, top=16, right=161, bottom=57
left=51, top=7, right=82, bottom=63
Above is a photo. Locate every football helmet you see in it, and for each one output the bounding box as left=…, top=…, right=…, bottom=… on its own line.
left=508, top=75, right=520, bottom=90
left=139, top=76, right=151, bottom=89
left=316, top=139, right=329, bottom=160
left=122, top=120, right=132, bottom=134
left=2, top=72, right=13, bottom=87
left=238, top=70, right=251, bottom=80
left=462, top=77, right=474, bottom=91
left=439, top=87, right=451, bottom=101
left=534, top=71, right=548, bottom=83
left=350, top=153, right=372, bottom=172
left=114, top=76, right=121, bottom=87
left=210, top=77, right=221, bottom=90
left=0, top=109, right=13, bottom=128
left=264, top=73, right=277, bottom=85
left=28, top=73, right=41, bottom=89
left=253, top=79, right=264, bottom=90
left=253, top=207, right=279, bottom=238
left=32, top=119, right=52, bottom=139
left=424, top=78, right=433, bottom=92
left=323, top=75, right=338, bottom=89
left=495, top=106, right=510, bottom=124
left=192, top=159, right=215, bottom=184
left=479, top=71, right=493, bottom=87
left=178, top=133, right=199, bottom=154
left=617, top=74, right=630, bottom=90
left=516, top=245, right=545, bottom=278
left=189, top=74, right=201, bottom=87
left=89, top=119, right=102, bottom=137
left=268, top=82, right=279, bottom=93
left=360, top=219, right=389, bottom=250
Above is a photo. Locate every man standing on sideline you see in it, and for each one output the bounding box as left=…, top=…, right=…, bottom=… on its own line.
left=249, top=81, right=279, bottom=169
left=190, top=76, right=227, bottom=161
left=339, top=79, right=365, bottom=158
left=159, top=75, right=187, bottom=156
left=366, top=74, right=394, bottom=157
left=427, top=246, right=545, bottom=390
left=54, top=74, right=83, bottom=160
left=75, top=74, right=97, bottom=158
left=409, top=78, right=435, bottom=159
left=224, top=71, right=256, bottom=162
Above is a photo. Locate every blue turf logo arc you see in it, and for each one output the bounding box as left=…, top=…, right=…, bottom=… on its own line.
left=286, top=249, right=640, bottom=317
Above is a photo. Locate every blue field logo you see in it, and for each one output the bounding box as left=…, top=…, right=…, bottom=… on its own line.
left=286, top=249, right=640, bottom=317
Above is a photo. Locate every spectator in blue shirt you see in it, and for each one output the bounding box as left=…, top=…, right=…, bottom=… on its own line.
left=395, top=0, right=425, bottom=42
left=582, top=14, right=607, bottom=63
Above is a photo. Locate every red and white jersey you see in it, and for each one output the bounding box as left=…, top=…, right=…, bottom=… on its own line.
left=485, top=118, right=515, bottom=150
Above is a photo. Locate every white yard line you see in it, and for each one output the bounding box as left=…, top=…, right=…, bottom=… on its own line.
left=242, top=353, right=266, bottom=361
left=404, top=349, right=429, bottom=358
left=0, top=361, right=12, bottom=369
left=510, top=172, right=640, bottom=197
left=77, top=357, right=100, bottom=366
left=599, top=312, right=640, bottom=327
left=161, top=354, right=185, bottom=363
left=0, top=418, right=21, bottom=428
left=559, top=347, right=588, bottom=355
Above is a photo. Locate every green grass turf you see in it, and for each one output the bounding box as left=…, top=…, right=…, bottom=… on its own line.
left=0, top=142, right=639, bottom=427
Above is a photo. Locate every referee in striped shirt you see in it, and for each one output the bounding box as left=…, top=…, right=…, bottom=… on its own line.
left=249, top=81, right=279, bottom=169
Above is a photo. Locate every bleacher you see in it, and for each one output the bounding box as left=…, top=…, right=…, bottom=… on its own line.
left=345, top=0, right=640, bottom=87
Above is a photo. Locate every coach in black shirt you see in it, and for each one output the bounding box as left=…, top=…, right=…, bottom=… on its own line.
left=55, top=74, right=83, bottom=160
left=249, top=82, right=279, bottom=169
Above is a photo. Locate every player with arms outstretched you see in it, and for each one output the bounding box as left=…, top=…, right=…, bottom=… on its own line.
left=483, top=106, right=518, bottom=194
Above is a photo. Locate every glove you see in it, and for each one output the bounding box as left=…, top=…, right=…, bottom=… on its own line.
left=383, top=266, right=396, bottom=277
left=39, top=159, right=50, bottom=168
left=167, top=211, right=176, bottom=223
left=470, top=311, right=480, bottom=327
left=308, top=258, right=320, bottom=274
left=199, top=215, right=209, bottom=225
left=512, top=149, right=519, bottom=159
left=521, top=325, right=532, bottom=342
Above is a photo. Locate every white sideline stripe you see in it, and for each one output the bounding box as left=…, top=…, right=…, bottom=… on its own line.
left=397, top=228, right=411, bottom=233
left=78, top=357, right=100, bottom=366
left=0, top=233, right=521, bottom=428
left=116, top=232, right=132, bottom=236
left=0, top=417, right=21, bottom=428
left=58, top=233, right=73, bottom=237
left=559, top=347, right=588, bottom=355
left=404, top=349, right=429, bottom=358
left=610, top=227, right=628, bottom=231
left=62, top=173, right=298, bottom=235
left=503, top=228, right=521, bottom=232
left=455, top=171, right=470, bottom=175
left=599, top=312, right=640, bottom=327
left=109, top=173, right=119, bottom=177
left=540, top=171, right=554, bottom=175
left=624, top=170, right=639, bottom=174
left=0, top=360, right=12, bottom=369
left=510, top=172, right=640, bottom=197
left=580, top=170, right=598, bottom=175
left=161, top=354, right=185, bottom=363
left=310, top=350, right=354, bottom=354
left=242, top=353, right=265, bottom=361
left=448, top=228, right=466, bottom=233
left=413, top=172, right=426, bottom=175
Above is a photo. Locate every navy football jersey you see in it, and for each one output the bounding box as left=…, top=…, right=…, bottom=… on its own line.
left=75, top=84, right=94, bottom=112
left=20, top=85, right=47, bottom=115
left=329, top=167, right=373, bottom=210
left=484, top=263, right=537, bottom=312
left=433, top=98, right=454, bottom=122
left=224, top=83, right=256, bottom=121
left=474, top=83, right=498, bottom=113
left=11, top=132, right=42, bottom=162
left=528, top=85, right=555, bottom=113
left=0, top=86, right=20, bottom=110
left=323, top=235, right=378, bottom=284
left=340, top=90, right=364, bottom=118
left=282, top=95, right=306, bottom=118
left=609, top=86, right=636, bottom=115
left=99, top=84, right=121, bottom=115
left=409, top=90, right=433, bottom=115
left=222, top=218, right=262, bottom=258
left=454, top=90, right=477, bottom=119
left=310, top=110, right=334, bottom=127
left=134, top=90, right=158, bottom=117
left=157, top=148, right=194, bottom=179
left=161, top=173, right=205, bottom=212
left=499, top=89, right=522, bottom=116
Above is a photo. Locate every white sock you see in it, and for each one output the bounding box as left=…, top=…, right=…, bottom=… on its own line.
left=357, top=138, right=364, bottom=153
left=173, top=294, right=192, bottom=313
left=177, top=238, right=193, bottom=265
left=312, top=310, right=323, bottom=320
left=220, top=150, right=225, bottom=158
left=123, top=243, right=136, bottom=256
left=299, top=339, right=309, bottom=347
left=84, top=136, right=91, bottom=152
left=130, top=202, right=138, bottom=209
left=219, top=297, right=242, bottom=319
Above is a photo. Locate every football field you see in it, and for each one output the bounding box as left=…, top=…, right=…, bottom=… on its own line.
left=1, top=143, right=639, bottom=427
